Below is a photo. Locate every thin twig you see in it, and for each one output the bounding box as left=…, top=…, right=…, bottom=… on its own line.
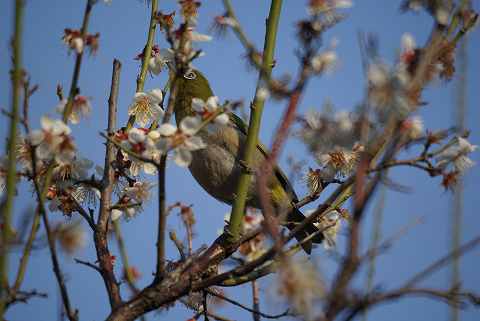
left=1, top=1, right=24, bottom=316
left=62, top=0, right=95, bottom=122
left=95, top=59, right=122, bottom=308
left=74, top=258, right=101, bottom=273
left=206, top=289, right=290, bottom=319
left=113, top=220, right=140, bottom=294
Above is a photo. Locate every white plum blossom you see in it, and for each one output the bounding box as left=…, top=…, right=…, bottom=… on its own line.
left=29, top=116, right=76, bottom=164
left=53, top=157, right=93, bottom=181
left=187, top=29, right=213, bottom=42
left=311, top=51, right=337, bottom=73
left=368, top=63, right=389, bottom=87
left=128, top=89, right=165, bottom=127
left=435, top=137, right=477, bottom=174
left=401, top=33, right=416, bottom=54
left=56, top=95, right=92, bottom=124
left=214, top=15, right=238, bottom=28
left=116, top=127, right=161, bottom=176
left=307, top=0, right=353, bottom=15
left=402, top=116, right=424, bottom=140
left=124, top=181, right=154, bottom=203
left=191, top=96, right=229, bottom=126
left=156, top=117, right=206, bottom=167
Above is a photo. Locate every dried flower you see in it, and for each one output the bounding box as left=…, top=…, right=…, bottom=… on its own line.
left=277, top=258, right=324, bottom=318
left=56, top=222, right=86, bottom=254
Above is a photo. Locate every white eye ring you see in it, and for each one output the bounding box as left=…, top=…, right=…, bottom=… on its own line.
left=184, top=70, right=197, bottom=80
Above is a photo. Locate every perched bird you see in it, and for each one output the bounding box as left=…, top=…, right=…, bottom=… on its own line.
left=174, top=69, right=323, bottom=253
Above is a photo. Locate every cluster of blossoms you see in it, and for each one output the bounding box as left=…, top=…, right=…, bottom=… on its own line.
left=62, top=28, right=100, bottom=54
left=123, top=89, right=228, bottom=175
left=135, top=45, right=173, bottom=76
left=299, top=107, right=362, bottom=182
left=136, top=1, right=213, bottom=76
left=26, top=117, right=99, bottom=215
left=434, top=136, right=477, bottom=189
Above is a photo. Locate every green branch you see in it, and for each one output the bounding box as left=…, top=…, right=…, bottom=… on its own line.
left=0, top=0, right=24, bottom=317
left=127, top=0, right=159, bottom=130
left=226, top=0, right=283, bottom=241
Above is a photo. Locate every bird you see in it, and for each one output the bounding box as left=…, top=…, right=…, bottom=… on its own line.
left=173, top=68, right=323, bottom=254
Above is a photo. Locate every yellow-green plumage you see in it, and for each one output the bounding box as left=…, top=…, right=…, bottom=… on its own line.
left=174, top=69, right=323, bottom=253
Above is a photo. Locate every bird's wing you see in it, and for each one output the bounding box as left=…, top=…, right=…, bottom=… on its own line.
left=228, top=112, right=299, bottom=202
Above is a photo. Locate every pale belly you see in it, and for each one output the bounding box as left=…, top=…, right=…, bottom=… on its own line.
left=188, top=126, right=261, bottom=207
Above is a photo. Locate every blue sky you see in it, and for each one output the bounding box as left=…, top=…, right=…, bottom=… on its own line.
left=1, top=1, right=479, bottom=320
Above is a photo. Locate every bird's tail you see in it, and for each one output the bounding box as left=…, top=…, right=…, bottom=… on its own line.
left=286, top=207, right=324, bottom=254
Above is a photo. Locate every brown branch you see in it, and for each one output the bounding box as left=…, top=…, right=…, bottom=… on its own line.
left=41, top=205, right=79, bottom=321
left=252, top=280, right=261, bottom=321
left=74, top=258, right=101, bottom=273
left=206, top=289, right=290, bottom=319
left=343, top=287, right=480, bottom=321
left=95, top=59, right=122, bottom=308
left=5, top=289, right=48, bottom=308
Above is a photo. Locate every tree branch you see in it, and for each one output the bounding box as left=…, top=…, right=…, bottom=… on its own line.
left=95, top=59, right=122, bottom=308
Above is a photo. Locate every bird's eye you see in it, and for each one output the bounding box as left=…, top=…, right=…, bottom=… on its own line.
left=184, top=70, right=197, bottom=80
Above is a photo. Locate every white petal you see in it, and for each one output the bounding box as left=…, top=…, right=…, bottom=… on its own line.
left=148, top=57, right=163, bottom=75
left=148, top=130, right=161, bottom=140
left=180, top=116, right=201, bottom=135
left=128, top=128, right=146, bottom=143
left=72, top=38, right=84, bottom=53
left=184, top=136, right=206, bottom=151
left=189, top=31, right=212, bottom=42
left=191, top=98, right=205, bottom=112
left=214, top=113, right=230, bottom=125
left=29, top=131, right=44, bottom=146
left=149, top=89, right=163, bottom=103
left=125, top=207, right=137, bottom=218
left=255, top=87, right=270, bottom=101
left=401, top=33, right=416, bottom=52
left=40, top=116, right=54, bottom=131
left=56, top=99, right=68, bottom=114
left=174, top=148, right=192, bottom=167
left=143, top=163, right=157, bottom=175
left=111, top=209, right=123, bottom=221
left=158, top=123, right=177, bottom=136
left=205, top=96, right=220, bottom=111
